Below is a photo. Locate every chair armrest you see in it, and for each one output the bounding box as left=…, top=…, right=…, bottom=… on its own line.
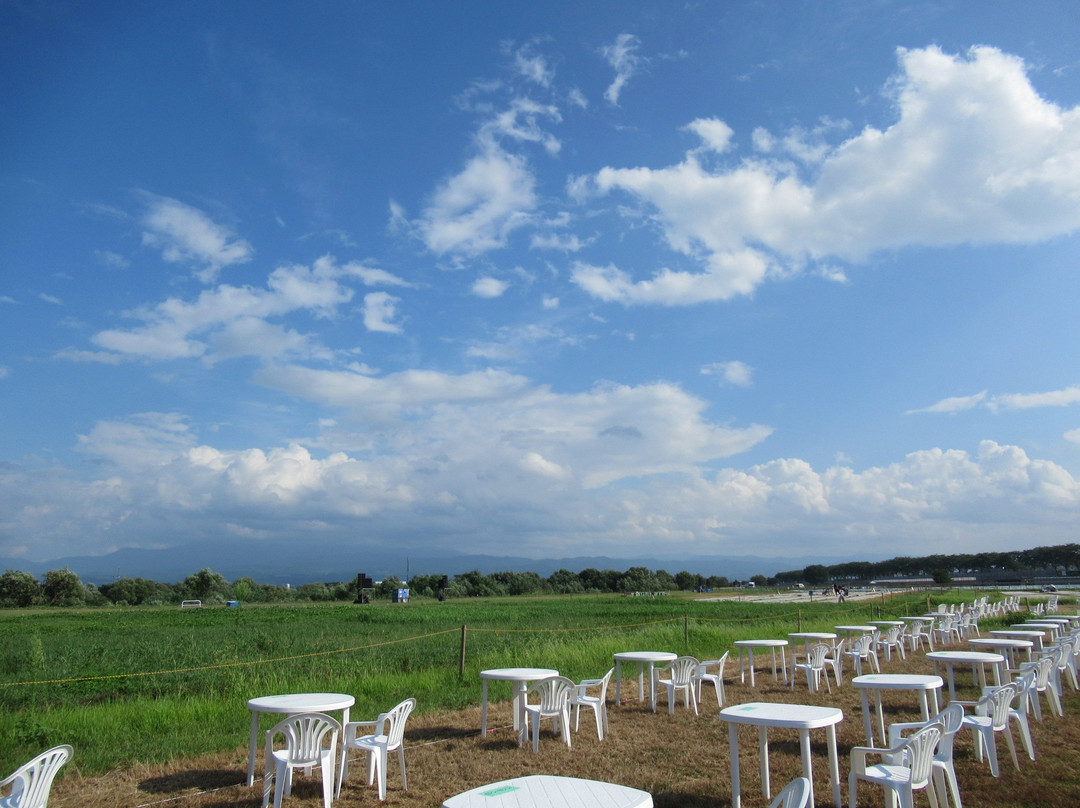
left=887, top=721, right=924, bottom=746
left=342, top=718, right=382, bottom=743
left=849, top=745, right=884, bottom=776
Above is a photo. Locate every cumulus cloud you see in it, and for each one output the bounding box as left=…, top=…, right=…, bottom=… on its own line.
left=472, top=277, right=510, bottom=298
left=701, top=360, right=753, bottom=388
left=362, top=292, right=404, bottom=333
left=140, top=193, right=253, bottom=282
left=416, top=145, right=537, bottom=256
left=601, top=33, right=642, bottom=106
left=80, top=258, right=358, bottom=362
left=989, top=385, right=1080, bottom=411
left=580, top=46, right=1080, bottom=304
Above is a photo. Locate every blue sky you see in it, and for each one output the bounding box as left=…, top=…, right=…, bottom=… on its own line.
left=4, top=1, right=1080, bottom=567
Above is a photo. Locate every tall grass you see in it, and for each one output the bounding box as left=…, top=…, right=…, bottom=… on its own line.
left=0, top=589, right=985, bottom=773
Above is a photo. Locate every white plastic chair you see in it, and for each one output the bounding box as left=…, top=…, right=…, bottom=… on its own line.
left=791, top=643, right=832, bottom=694
left=1019, top=654, right=1062, bottom=719
left=653, top=656, right=700, bottom=715
left=849, top=720, right=943, bottom=808
left=521, top=676, right=574, bottom=753
left=693, top=652, right=730, bottom=707
left=263, top=712, right=340, bottom=808
left=961, top=683, right=1020, bottom=777
left=844, top=633, right=880, bottom=676
left=1001, top=671, right=1037, bottom=763
left=905, top=622, right=930, bottom=653
left=336, top=697, right=414, bottom=800
left=571, top=668, right=613, bottom=741
left=768, top=776, right=812, bottom=808
left=875, top=625, right=906, bottom=661
left=0, top=745, right=72, bottom=808
left=824, top=638, right=845, bottom=686
left=888, top=703, right=965, bottom=808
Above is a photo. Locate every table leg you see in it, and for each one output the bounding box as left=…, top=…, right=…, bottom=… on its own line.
left=638, top=663, right=646, bottom=702
left=780, top=648, right=788, bottom=684
left=992, top=661, right=1003, bottom=686
left=758, top=726, right=771, bottom=800
left=739, top=649, right=746, bottom=684
left=247, top=709, right=260, bottom=787
left=512, top=682, right=526, bottom=731
left=929, top=686, right=940, bottom=715
left=873, top=692, right=886, bottom=748
left=748, top=650, right=756, bottom=688
left=615, top=660, right=623, bottom=704
left=826, top=724, right=841, bottom=808
left=859, top=690, right=874, bottom=747
left=480, top=680, right=490, bottom=736
left=918, top=691, right=930, bottom=721
left=648, top=664, right=658, bottom=712
left=728, top=722, right=742, bottom=808
left=798, top=729, right=815, bottom=808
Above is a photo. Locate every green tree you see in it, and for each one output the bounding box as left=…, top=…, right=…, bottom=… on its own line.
left=42, top=568, right=85, bottom=606
left=0, top=569, right=41, bottom=607
left=802, top=564, right=830, bottom=585
left=548, top=569, right=584, bottom=594
left=181, top=568, right=230, bottom=602
left=931, top=569, right=952, bottom=586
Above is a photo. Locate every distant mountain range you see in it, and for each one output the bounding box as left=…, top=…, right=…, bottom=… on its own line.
left=0, top=538, right=853, bottom=586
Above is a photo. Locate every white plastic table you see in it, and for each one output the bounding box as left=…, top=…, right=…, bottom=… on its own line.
left=834, top=625, right=876, bottom=641
left=245, top=692, right=355, bottom=786
left=1015, top=622, right=1063, bottom=641
left=926, top=650, right=1004, bottom=701
left=788, top=632, right=838, bottom=660
left=613, top=651, right=677, bottom=710
left=968, top=637, right=1033, bottom=672
left=442, top=774, right=653, bottom=808
left=719, top=702, right=843, bottom=808
left=990, top=629, right=1046, bottom=653
left=851, top=674, right=942, bottom=747
left=479, top=667, right=559, bottom=736
left=733, top=639, right=789, bottom=687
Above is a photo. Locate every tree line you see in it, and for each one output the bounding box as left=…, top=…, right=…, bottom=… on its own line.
left=0, top=565, right=734, bottom=608
left=1, top=542, right=1076, bottom=608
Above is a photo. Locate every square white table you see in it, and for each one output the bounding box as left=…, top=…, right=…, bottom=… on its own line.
left=245, top=692, right=355, bottom=787
left=442, top=774, right=652, bottom=808
left=719, top=702, right=843, bottom=808
left=733, top=639, right=789, bottom=687
left=851, top=674, right=942, bottom=748
left=613, top=651, right=677, bottom=711
left=479, top=667, right=559, bottom=736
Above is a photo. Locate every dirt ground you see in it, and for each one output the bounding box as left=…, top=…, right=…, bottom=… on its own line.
left=47, top=611, right=1080, bottom=808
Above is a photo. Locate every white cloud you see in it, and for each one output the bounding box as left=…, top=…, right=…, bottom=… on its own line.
left=1065, top=428, right=1080, bottom=446
left=81, top=259, right=356, bottom=362
left=39, top=293, right=62, bottom=305
left=582, top=46, right=1080, bottom=304
left=472, top=277, right=509, bottom=298
left=701, top=361, right=753, bottom=387
left=77, top=412, right=196, bottom=469
left=520, top=451, right=570, bottom=479
left=990, top=385, right=1080, bottom=411
left=416, top=145, right=537, bottom=256
left=907, top=391, right=988, bottom=415
left=362, top=292, right=403, bottom=334
left=140, top=194, right=253, bottom=283
left=684, top=118, right=735, bottom=154
left=512, top=46, right=554, bottom=88
left=601, top=33, right=642, bottom=106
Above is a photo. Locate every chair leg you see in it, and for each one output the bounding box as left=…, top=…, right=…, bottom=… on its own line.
left=397, top=746, right=408, bottom=791
left=321, top=761, right=334, bottom=808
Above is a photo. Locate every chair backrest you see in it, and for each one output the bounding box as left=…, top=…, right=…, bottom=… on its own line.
left=1013, top=670, right=1038, bottom=714
left=885, top=625, right=902, bottom=643
left=978, top=683, right=1018, bottom=731
left=668, top=656, right=700, bottom=685
left=767, top=776, right=812, bottom=808
left=381, top=698, right=416, bottom=752
left=527, top=676, right=575, bottom=712
left=902, top=722, right=944, bottom=789
left=850, top=633, right=873, bottom=656
left=0, top=745, right=72, bottom=808
left=267, top=712, right=340, bottom=766
left=807, top=643, right=830, bottom=668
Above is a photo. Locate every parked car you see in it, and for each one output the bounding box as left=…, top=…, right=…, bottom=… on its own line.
left=1041, top=584, right=1058, bottom=593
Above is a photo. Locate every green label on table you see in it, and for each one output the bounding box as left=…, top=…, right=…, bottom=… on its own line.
left=480, top=786, right=520, bottom=797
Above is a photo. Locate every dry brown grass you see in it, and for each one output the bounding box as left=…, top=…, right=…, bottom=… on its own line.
left=48, top=643, right=1080, bottom=808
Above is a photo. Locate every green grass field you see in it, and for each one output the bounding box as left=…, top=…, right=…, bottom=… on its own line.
left=0, top=589, right=999, bottom=775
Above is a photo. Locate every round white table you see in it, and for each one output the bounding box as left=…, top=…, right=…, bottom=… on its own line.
left=851, top=674, right=942, bottom=748
left=926, top=650, right=1005, bottom=701
left=613, top=651, right=677, bottom=711
left=720, top=702, right=843, bottom=808
left=990, top=629, right=1046, bottom=652
left=479, top=667, right=559, bottom=736
left=245, top=692, right=355, bottom=786
left=443, top=774, right=653, bottom=808
left=968, top=637, right=1033, bottom=672
left=733, top=639, right=789, bottom=687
